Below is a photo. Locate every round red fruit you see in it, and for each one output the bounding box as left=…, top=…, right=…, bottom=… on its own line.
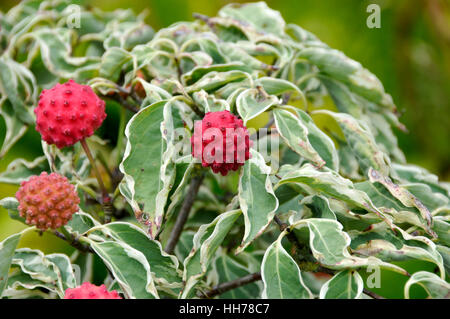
left=191, top=110, right=252, bottom=176
left=64, top=282, right=122, bottom=299
left=34, top=79, right=106, bottom=148
left=15, top=172, right=80, bottom=231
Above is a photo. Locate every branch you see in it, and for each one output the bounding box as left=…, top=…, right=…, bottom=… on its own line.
left=164, top=173, right=205, bottom=254
left=52, top=231, right=94, bottom=254
left=363, top=288, right=385, bottom=299
left=273, top=215, right=302, bottom=251
left=111, top=92, right=139, bottom=113
left=199, top=272, right=262, bottom=299
left=187, top=100, right=205, bottom=117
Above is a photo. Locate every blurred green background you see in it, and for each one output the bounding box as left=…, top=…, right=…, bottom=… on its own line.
left=0, top=0, right=449, bottom=298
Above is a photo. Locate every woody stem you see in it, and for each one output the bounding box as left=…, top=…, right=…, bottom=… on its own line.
left=80, top=138, right=113, bottom=223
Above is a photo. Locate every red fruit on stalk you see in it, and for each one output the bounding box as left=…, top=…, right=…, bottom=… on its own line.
left=34, top=79, right=106, bottom=149
left=64, top=282, right=122, bottom=299
left=191, top=110, right=252, bottom=176
left=15, top=172, right=80, bottom=231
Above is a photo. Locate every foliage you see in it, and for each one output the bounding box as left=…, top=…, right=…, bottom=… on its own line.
left=0, top=0, right=449, bottom=299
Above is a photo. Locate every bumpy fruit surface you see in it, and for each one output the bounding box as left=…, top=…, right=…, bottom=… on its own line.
left=191, top=110, right=252, bottom=176
left=15, top=172, right=80, bottom=231
left=34, top=79, right=107, bottom=148
left=64, top=282, right=122, bottom=299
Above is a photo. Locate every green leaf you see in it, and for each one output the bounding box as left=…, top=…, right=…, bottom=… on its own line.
left=182, top=210, right=241, bottom=298
left=11, top=248, right=64, bottom=297
left=273, top=108, right=326, bottom=168
left=315, top=110, right=390, bottom=176
left=182, top=63, right=251, bottom=86
left=220, top=42, right=275, bottom=70
left=6, top=270, right=60, bottom=296
left=320, top=76, right=362, bottom=118
left=404, top=183, right=448, bottom=212
left=0, top=156, right=48, bottom=184
left=186, top=70, right=249, bottom=93
left=0, top=232, right=22, bottom=296
left=355, top=181, right=431, bottom=234
left=133, top=78, right=171, bottom=105
left=40, top=142, right=90, bottom=181
left=350, top=223, right=445, bottom=278
left=65, top=212, right=101, bottom=237
left=120, top=100, right=167, bottom=238
left=0, top=101, right=28, bottom=158
left=237, top=150, right=278, bottom=253
left=236, top=88, right=279, bottom=124
left=296, top=109, right=339, bottom=171
left=181, top=37, right=227, bottom=64
left=391, top=163, right=449, bottom=197
left=89, top=240, right=159, bottom=299
left=369, top=168, right=435, bottom=237
left=0, top=57, right=35, bottom=124
left=100, top=47, right=133, bottom=82
left=363, top=111, right=405, bottom=163
left=0, top=197, right=23, bottom=223
left=338, top=144, right=363, bottom=179
left=319, top=270, right=363, bottom=299
left=28, top=28, right=99, bottom=79
left=289, top=219, right=407, bottom=274
left=433, top=217, right=449, bottom=246
left=174, top=230, right=195, bottom=262
left=301, top=195, right=336, bottom=220
left=261, top=234, right=313, bottom=299
left=219, top=2, right=286, bottom=37
left=278, top=163, right=393, bottom=228
left=192, top=90, right=229, bottom=113
left=437, top=245, right=450, bottom=274
left=404, top=271, right=450, bottom=299
left=94, top=222, right=181, bottom=290
left=298, top=47, right=395, bottom=111
left=0, top=197, right=19, bottom=211
left=45, top=253, right=77, bottom=291
left=256, top=77, right=303, bottom=99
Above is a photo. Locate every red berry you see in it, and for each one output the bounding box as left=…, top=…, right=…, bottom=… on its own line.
left=191, top=110, right=252, bottom=176
left=34, top=79, right=106, bottom=148
left=64, top=282, right=122, bottom=299
left=15, top=172, right=80, bottom=231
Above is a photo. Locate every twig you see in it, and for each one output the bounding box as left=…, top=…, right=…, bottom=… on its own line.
left=193, top=13, right=214, bottom=28
left=188, top=101, right=205, bottom=118
left=52, top=230, right=93, bottom=254
left=80, top=139, right=113, bottom=223
left=199, top=272, right=262, bottom=299
left=111, top=93, right=139, bottom=113
left=273, top=215, right=301, bottom=249
left=164, top=173, right=205, bottom=254
left=363, top=288, right=385, bottom=299
left=281, top=92, right=292, bottom=105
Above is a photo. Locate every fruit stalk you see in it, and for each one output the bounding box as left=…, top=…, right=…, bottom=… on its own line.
left=80, top=138, right=113, bottom=223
